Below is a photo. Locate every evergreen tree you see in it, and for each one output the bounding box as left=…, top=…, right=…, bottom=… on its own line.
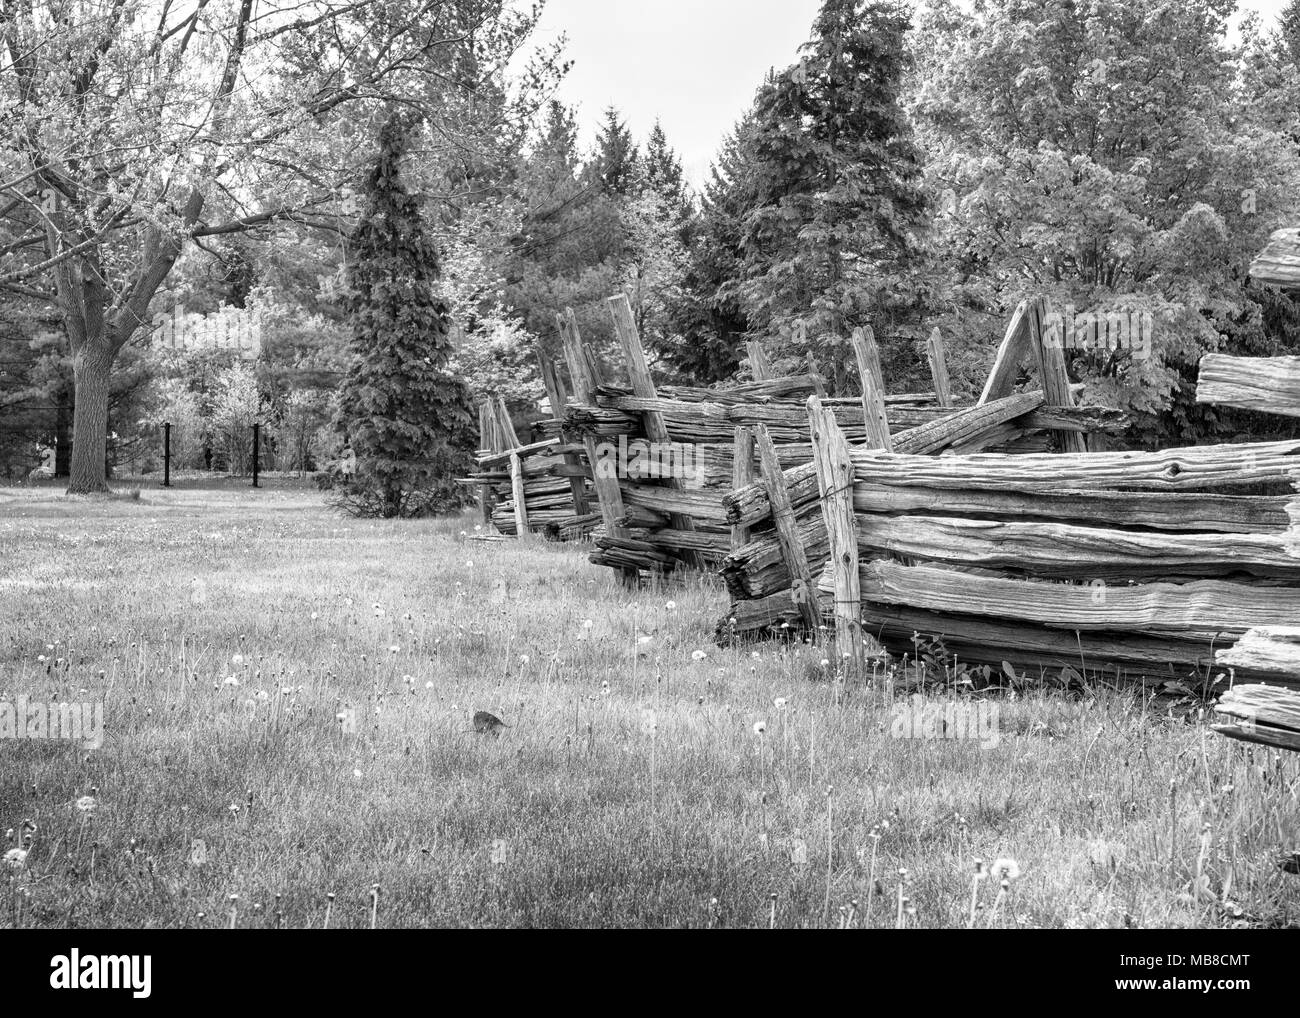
left=644, top=120, right=686, bottom=204
left=1283, top=0, right=1300, bottom=65
left=590, top=106, right=640, bottom=196
left=665, top=117, right=760, bottom=381
left=330, top=113, right=474, bottom=518
left=533, top=101, right=583, bottom=185
left=741, top=0, right=929, bottom=388
left=506, top=101, right=625, bottom=365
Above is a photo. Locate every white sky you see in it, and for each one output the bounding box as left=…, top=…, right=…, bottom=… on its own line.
left=532, top=0, right=1290, bottom=190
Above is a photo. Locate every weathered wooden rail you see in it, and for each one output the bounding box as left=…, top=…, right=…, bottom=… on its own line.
left=555, top=294, right=1124, bottom=585
left=714, top=346, right=1300, bottom=691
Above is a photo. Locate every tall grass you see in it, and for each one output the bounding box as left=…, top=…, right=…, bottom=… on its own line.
left=0, top=484, right=1296, bottom=928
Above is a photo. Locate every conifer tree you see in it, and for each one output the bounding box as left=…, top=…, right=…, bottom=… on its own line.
left=1282, top=0, right=1300, bottom=64
left=666, top=117, right=760, bottom=381
left=591, top=107, right=640, bottom=196
left=741, top=0, right=929, bottom=386
left=644, top=120, right=687, bottom=203
left=330, top=113, right=474, bottom=518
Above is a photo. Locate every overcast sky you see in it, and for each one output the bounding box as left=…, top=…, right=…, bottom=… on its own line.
left=531, top=0, right=1290, bottom=190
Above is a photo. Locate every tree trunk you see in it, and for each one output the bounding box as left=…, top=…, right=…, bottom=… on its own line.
left=66, top=343, right=116, bottom=494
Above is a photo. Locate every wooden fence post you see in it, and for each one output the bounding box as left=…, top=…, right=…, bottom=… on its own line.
left=746, top=340, right=773, bottom=381
left=807, top=396, right=862, bottom=672
left=1038, top=304, right=1087, bottom=453
left=476, top=400, right=495, bottom=525
left=926, top=328, right=953, bottom=408
left=850, top=326, right=893, bottom=451
left=607, top=292, right=702, bottom=570
left=509, top=450, right=529, bottom=537
left=979, top=300, right=1032, bottom=404
left=806, top=351, right=827, bottom=397
left=756, top=423, right=820, bottom=634
left=495, top=397, right=520, bottom=449
left=536, top=345, right=590, bottom=515
left=731, top=425, right=756, bottom=552
left=557, top=308, right=638, bottom=587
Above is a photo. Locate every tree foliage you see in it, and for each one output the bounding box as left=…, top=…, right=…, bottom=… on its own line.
left=741, top=0, right=930, bottom=388
left=328, top=114, right=475, bottom=518
left=910, top=0, right=1300, bottom=445
left=0, top=0, right=562, bottom=492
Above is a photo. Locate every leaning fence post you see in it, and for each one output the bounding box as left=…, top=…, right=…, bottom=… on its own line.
left=558, top=308, right=637, bottom=588
left=807, top=396, right=862, bottom=673
left=979, top=299, right=1033, bottom=405
left=730, top=425, right=755, bottom=551
left=607, top=292, right=702, bottom=570
left=509, top=450, right=529, bottom=537
left=850, top=326, right=893, bottom=451
left=926, top=328, right=953, bottom=408
left=1037, top=301, right=1088, bottom=454
left=746, top=340, right=773, bottom=381
left=162, top=422, right=172, bottom=487
left=756, top=423, right=820, bottom=635
left=537, top=344, right=590, bottom=516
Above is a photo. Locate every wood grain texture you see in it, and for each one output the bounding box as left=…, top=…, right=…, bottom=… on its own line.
left=757, top=423, right=820, bottom=632
left=1248, top=227, right=1300, bottom=291
left=808, top=396, right=862, bottom=665
left=1215, top=626, right=1300, bottom=677
left=847, top=441, right=1300, bottom=493
left=855, top=514, right=1300, bottom=580
left=979, top=300, right=1033, bottom=404
left=849, top=559, right=1300, bottom=633
left=1196, top=353, right=1300, bottom=419
left=850, top=326, right=893, bottom=450
left=1213, top=678, right=1300, bottom=750
left=926, top=328, right=952, bottom=408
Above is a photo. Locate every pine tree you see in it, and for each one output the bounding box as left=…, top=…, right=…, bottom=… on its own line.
left=741, top=0, right=929, bottom=387
left=664, top=117, right=760, bottom=381
left=330, top=113, right=475, bottom=518
left=644, top=120, right=686, bottom=202
left=590, top=106, right=640, bottom=196
left=534, top=101, right=582, bottom=181
left=1282, top=0, right=1300, bottom=65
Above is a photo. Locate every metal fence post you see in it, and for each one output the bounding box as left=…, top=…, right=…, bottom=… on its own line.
left=162, top=422, right=171, bottom=487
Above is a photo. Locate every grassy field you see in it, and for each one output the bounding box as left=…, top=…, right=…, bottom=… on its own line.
left=1, top=481, right=1297, bottom=929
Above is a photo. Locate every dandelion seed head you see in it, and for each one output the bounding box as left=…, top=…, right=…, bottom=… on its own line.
left=990, top=857, right=1021, bottom=881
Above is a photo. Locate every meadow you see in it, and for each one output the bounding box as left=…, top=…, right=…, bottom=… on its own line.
left=0, top=480, right=1297, bottom=929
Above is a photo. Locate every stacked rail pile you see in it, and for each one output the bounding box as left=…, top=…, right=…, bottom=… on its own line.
left=464, top=388, right=598, bottom=541
left=717, top=296, right=1128, bottom=639
left=808, top=441, right=1300, bottom=685
left=562, top=294, right=1125, bottom=584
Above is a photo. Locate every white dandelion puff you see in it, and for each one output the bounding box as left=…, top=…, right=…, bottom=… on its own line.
left=990, top=857, right=1021, bottom=881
